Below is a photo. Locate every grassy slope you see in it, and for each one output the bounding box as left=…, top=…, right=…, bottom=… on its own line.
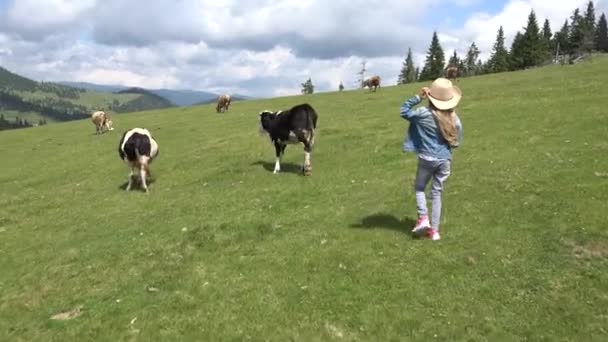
left=1, top=57, right=607, bottom=341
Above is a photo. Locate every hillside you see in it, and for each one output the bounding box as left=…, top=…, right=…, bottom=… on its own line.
left=114, top=87, right=176, bottom=112
left=59, top=81, right=253, bottom=106
left=194, top=94, right=252, bottom=106
left=0, top=68, right=174, bottom=130
left=1, top=56, right=607, bottom=340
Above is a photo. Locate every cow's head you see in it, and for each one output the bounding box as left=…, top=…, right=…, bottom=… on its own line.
left=258, top=110, right=276, bottom=136
left=106, top=119, right=114, bottom=131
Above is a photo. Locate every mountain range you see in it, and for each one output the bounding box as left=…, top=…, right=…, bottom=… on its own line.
left=0, top=66, right=253, bottom=131
left=58, top=81, right=253, bottom=107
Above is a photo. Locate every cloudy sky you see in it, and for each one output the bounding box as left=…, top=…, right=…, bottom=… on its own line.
left=0, top=0, right=606, bottom=97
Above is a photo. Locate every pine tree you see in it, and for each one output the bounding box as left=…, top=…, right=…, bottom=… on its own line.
left=521, top=10, right=545, bottom=67
left=509, top=31, right=526, bottom=70
left=570, top=8, right=586, bottom=54
left=419, top=31, right=445, bottom=81
left=464, top=42, right=481, bottom=76
left=579, top=1, right=597, bottom=52
left=476, top=60, right=486, bottom=75
left=542, top=19, right=553, bottom=42
left=398, top=48, right=417, bottom=84
left=457, top=59, right=466, bottom=74
left=301, top=78, right=314, bottom=94
left=542, top=19, right=553, bottom=59
left=488, top=26, right=510, bottom=73
left=596, top=13, right=608, bottom=52
left=357, top=61, right=367, bottom=87
left=448, top=50, right=460, bottom=67
left=555, top=20, right=571, bottom=57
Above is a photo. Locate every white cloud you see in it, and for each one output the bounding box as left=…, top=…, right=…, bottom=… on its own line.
left=1, top=0, right=96, bottom=40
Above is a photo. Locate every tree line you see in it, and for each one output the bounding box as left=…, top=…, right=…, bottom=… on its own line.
left=0, top=88, right=90, bottom=122
left=398, top=0, right=608, bottom=84
left=0, top=113, right=48, bottom=131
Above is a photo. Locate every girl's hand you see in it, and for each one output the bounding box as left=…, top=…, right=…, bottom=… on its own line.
left=419, top=87, right=430, bottom=98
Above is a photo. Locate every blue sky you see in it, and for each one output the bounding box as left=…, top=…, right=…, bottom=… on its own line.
left=0, top=0, right=605, bottom=96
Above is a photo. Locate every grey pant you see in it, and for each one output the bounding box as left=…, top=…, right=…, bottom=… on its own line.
left=414, top=157, right=451, bottom=231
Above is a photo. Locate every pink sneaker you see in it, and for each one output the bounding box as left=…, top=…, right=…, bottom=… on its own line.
left=412, top=216, right=430, bottom=235
left=427, top=229, right=441, bottom=241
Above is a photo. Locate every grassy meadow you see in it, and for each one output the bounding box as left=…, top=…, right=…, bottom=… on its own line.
left=1, top=56, right=607, bottom=341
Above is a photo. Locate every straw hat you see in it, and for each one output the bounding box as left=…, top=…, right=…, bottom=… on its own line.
left=427, top=78, right=462, bottom=110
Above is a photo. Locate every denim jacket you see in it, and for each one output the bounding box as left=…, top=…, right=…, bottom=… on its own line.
left=400, top=95, right=463, bottom=160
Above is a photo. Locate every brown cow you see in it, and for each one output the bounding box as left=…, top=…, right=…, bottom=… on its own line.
left=216, top=94, right=231, bottom=113
left=362, top=75, right=381, bottom=92
left=91, top=110, right=113, bottom=134
left=446, top=66, right=458, bottom=82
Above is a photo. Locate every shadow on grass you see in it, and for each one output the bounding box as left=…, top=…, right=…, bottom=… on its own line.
left=251, top=160, right=303, bottom=175
left=118, top=178, right=156, bottom=191
left=350, top=213, right=416, bottom=235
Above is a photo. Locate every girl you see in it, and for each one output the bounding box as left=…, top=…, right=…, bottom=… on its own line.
left=400, top=78, right=463, bottom=241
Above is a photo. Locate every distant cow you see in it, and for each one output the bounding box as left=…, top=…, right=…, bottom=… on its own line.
left=216, top=94, right=232, bottom=113
left=91, top=111, right=113, bottom=134
left=258, top=103, right=318, bottom=176
left=446, top=66, right=459, bottom=81
left=362, top=76, right=381, bottom=92
left=118, top=128, right=159, bottom=192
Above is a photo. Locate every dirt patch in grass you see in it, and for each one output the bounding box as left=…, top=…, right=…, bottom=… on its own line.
left=50, top=305, right=83, bottom=321
left=566, top=240, right=608, bottom=261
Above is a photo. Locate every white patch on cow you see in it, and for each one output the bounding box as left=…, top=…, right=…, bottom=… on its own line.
left=273, top=157, right=281, bottom=173
left=285, top=131, right=299, bottom=144
left=304, top=151, right=311, bottom=167
left=126, top=169, right=134, bottom=191
left=149, top=137, right=159, bottom=159
left=140, top=167, right=148, bottom=192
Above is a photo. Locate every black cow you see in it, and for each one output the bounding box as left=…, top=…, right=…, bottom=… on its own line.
left=258, top=103, right=318, bottom=176
left=118, top=128, right=159, bottom=192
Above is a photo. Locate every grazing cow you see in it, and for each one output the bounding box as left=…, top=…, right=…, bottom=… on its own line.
left=118, top=128, right=159, bottom=192
left=362, top=75, right=381, bottom=92
left=258, top=103, right=318, bottom=176
left=216, top=94, right=232, bottom=113
left=446, top=66, right=459, bottom=82
left=91, top=111, right=113, bottom=134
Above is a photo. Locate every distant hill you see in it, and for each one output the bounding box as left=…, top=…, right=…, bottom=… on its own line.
left=59, top=81, right=254, bottom=106
left=57, top=81, right=124, bottom=93
left=0, top=67, right=174, bottom=131
left=194, top=94, right=252, bottom=105
left=114, top=87, right=175, bottom=112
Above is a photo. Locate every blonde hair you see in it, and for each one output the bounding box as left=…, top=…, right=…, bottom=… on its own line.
left=429, top=102, right=458, bottom=147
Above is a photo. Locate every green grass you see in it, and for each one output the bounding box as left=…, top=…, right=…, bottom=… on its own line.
left=0, top=110, right=57, bottom=124
left=1, top=56, right=608, bottom=341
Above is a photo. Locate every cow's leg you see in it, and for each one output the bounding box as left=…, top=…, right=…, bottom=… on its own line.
left=295, top=130, right=313, bottom=176
left=273, top=141, right=284, bottom=173
left=126, top=168, right=134, bottom=191
left=140, top=165, right=149, bottom=192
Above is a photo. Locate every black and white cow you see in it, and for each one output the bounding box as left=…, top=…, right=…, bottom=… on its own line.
left=258, top=103, right=318, bottom=176
left=118, top=128, right=159, bottom=192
